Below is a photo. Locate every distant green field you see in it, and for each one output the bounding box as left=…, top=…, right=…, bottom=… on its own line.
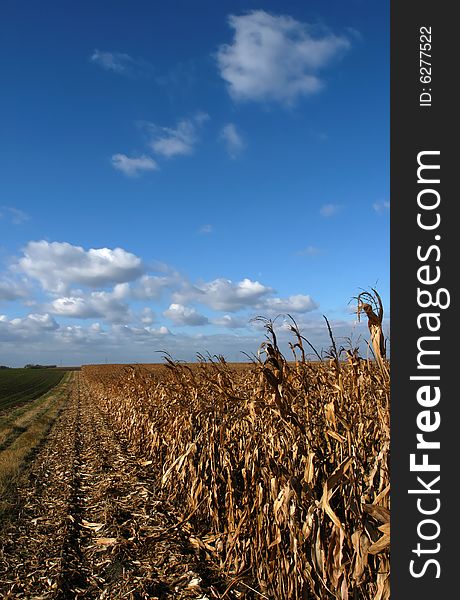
left=0, top=369, right=66, bottom=411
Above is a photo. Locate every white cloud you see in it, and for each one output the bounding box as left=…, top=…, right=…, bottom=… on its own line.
left=17, top=241, right=145, bottom=294
left=132, top=273, right=178, bottom=300
left=0, top=313, right=59, bottom=342
left=1, top=238, right=362, bottom=365
left=146, top=113, right=209, bottom=158
left=0, top=278, right=29, bottom=301
left=111, top=153, right=158, bottom=177
left=49, top=289, right=130, bottom=323
left=373, top=201, right=390, bottom=213
left=319, top=203, right=341, bottom=217
left=58, top=322, right=171, bottom=349
left=164, top=303, right=209, bottom=326
left=146, top=325, right=170, bottom=336
left=0, top=206, right=29, bottom=224
left=217, top=10, right=351, bottom=104
left=110, top=323, right=171, bottom=339
left=140, top=307, right=156, bottom=325
left=262, top=294, right=318, bottom=313
left=220, top=123, right=245, bottom=158
left=173, top=277, right=318, bottom=317
left=174, top=277, right=273, bottom=312
left=49, top=297, right=96, bottom=319
left=212, top=314, right=248, bottom=329
left=173, top=276, right=318, bottom=316
left=90, top=50, right=153, bottom=77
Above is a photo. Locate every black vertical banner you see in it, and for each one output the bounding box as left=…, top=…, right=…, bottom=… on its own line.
left=391, top=2, right=456, bottom=598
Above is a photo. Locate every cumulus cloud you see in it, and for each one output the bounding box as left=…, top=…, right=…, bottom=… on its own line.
left=212, top=314, right=248, bottom=329
left=146, top=325, right=170, bottom=336
left=164, top=303, right=209, bottom=326
left=37, top=322, right=171, bottom=364
left=140, top=307, right=156, bottom=325
left=146, top=112, right=209, bottom=158
left=132, top=273, right=178, bottom=300
left=220, top=123, right=245, bottom=158
left=0, top=238, right=338, bottom=364
left=111, top=153, right=158, bottom=177
left=217, top=10, right=351, bottom=104
left=0, top=278, right=29, bottom=301
left=261, top=294, right=318, bottom=313
left=90, top=50, right=153, bottom=77
left=0, top=313, right=59, bottom=342
left=174, top=277, right=273, bottom=312
left=49, top=297, right=96, bottom=319
left=110, top=323, right=171, bottom=339
left=172, top=277, right=318, bottom=316
left=17, top=241, right=145, bottom=294
left=49, top=288, right=131, bottom=323
left=319, top=203, right=341, bottom=217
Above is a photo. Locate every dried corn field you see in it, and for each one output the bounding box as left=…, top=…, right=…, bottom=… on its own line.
left=80, top=324, right=390, bottom=599
left=0, top=311, right=390, bottom=599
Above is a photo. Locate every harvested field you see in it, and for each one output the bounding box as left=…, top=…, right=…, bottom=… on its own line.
left=0, top=315, right=390, bottom=599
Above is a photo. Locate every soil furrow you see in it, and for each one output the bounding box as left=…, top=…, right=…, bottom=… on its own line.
left=55, top=377, right=92, bottom=598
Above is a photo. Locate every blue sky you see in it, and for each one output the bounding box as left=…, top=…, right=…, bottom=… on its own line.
left=0, top=1, right=389, bottom=366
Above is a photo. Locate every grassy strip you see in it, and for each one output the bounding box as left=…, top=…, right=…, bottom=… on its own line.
left=0, top=374, right=73, bottom=516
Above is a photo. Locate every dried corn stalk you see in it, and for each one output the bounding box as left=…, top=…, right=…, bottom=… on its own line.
left=356, top=288, right=388, bottom=376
